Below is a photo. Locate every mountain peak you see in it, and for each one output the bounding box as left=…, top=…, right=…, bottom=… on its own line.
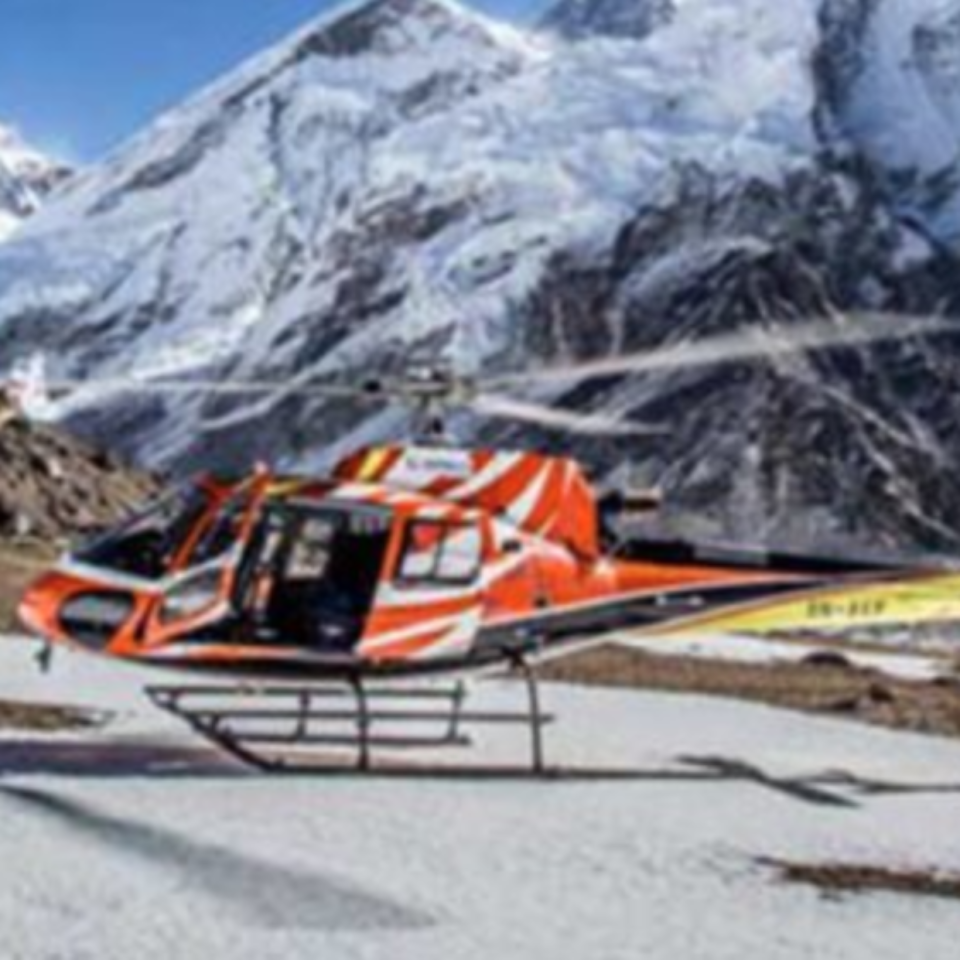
left=541, top=0, right=676, bottom=41
left=295, top=0, right=517, bottom=59
left=0, top=124, right=70, bottom=241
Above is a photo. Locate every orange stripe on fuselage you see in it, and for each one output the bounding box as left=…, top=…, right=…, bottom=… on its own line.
left=611, top=558, right=806, bottom=594
left=525, top=463, right=567, bottom=535
left=457, top=455, right=543, bottom=517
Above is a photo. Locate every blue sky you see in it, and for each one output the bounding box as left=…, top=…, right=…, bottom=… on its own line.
left=0, top=0, right=538, bottom=164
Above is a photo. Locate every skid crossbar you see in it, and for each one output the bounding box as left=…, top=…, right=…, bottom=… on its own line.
left=146, top=662, right=553, bottom=774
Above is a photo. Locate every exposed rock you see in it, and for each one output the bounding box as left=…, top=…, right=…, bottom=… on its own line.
left=0, top=418, right=157, bottom=542
left=1, top=0, right=960, bottom=557
left=541, top=0, right=675, bottom=41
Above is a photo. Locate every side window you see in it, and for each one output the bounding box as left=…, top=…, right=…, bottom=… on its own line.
left=437, top=525, right=482, bottom=581
left=400, top=523, right=444, bottom=580
left=399, top=521, right=482, bottom=585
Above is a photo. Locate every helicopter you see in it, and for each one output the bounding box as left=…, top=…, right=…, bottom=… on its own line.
left=12, top=312, right=960, bottom=771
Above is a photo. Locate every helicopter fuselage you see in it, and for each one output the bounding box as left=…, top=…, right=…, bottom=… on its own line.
left=18, top=444, right=938, bottom=679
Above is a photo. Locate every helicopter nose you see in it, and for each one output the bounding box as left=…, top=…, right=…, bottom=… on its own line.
left=18, top=574, right=135, bottom=653
left=18, top=573, right=67, bottom=643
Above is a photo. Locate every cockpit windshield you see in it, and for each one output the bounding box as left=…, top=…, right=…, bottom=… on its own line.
left=74, top=482, right=213, bottom=580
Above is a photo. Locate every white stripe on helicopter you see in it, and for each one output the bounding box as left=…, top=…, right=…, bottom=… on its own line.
left=447, top=453, right=524, bottom=501
left=505, top=464, right=553, bottom=530
left=358, top=611, right=473, bottom=653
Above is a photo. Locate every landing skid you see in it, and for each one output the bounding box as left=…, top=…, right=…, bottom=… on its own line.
left=146, top=654, right=554, bottom=775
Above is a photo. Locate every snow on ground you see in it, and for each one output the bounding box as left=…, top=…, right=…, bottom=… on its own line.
left=2, top=632, right=960, bottom=960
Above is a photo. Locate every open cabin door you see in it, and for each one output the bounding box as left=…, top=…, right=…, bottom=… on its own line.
left=143, top=476, right=270, bottom=647
left=234, top=501, right=393, bottom=653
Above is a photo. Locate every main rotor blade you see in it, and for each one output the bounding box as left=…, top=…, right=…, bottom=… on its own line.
left=481, top=313, right=952, bottom=391
left=42, top=377, right=378, bottom=402
left=472, top=394, right=663, bottom=436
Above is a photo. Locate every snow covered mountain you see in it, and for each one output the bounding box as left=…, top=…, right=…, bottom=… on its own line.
left=1, top=0, right=960, bottom=555
left=0, top=124, right=69, bottom=241
left=542, top=0, right=676, bottom=41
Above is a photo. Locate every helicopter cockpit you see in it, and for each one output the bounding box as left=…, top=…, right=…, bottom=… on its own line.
left=74, top=481, right=213, bottom=580
left=30, top=467, right=490, bottom=665
left=63, top=478, right=398, bottom=655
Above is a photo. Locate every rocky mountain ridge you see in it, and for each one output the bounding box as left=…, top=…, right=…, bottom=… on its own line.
left=0, top=0, right=959, bottom=555
left=0, top=415, right=157, bottom=542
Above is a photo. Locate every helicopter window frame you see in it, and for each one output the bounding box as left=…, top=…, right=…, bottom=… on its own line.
left=397, top=519, right=482, bottom=587
left=72, top=482, right=210, bottom=580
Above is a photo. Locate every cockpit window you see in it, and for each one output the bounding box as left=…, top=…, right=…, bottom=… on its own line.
left=75, top=484, right=209, bottom=579
left=398, top=521, right=482, bottom=585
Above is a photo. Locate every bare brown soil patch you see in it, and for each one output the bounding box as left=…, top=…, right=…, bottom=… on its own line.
left=763, top=859, right=960, bottom=901
left=0, top=699, right=101, bottom=733
left=0, top=417, right=156, bottom=631
left=540, top=645, right=960, bottom=738
left=0, top=540, right=56, bottom=632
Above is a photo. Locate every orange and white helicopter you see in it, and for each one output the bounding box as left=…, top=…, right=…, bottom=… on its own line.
left=11, top=314, right=960, bottom=770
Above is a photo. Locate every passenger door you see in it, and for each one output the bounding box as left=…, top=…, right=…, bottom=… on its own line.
left=143, top=475, right=270, bottom=647
left=358, top=518, right=485, bottom=663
